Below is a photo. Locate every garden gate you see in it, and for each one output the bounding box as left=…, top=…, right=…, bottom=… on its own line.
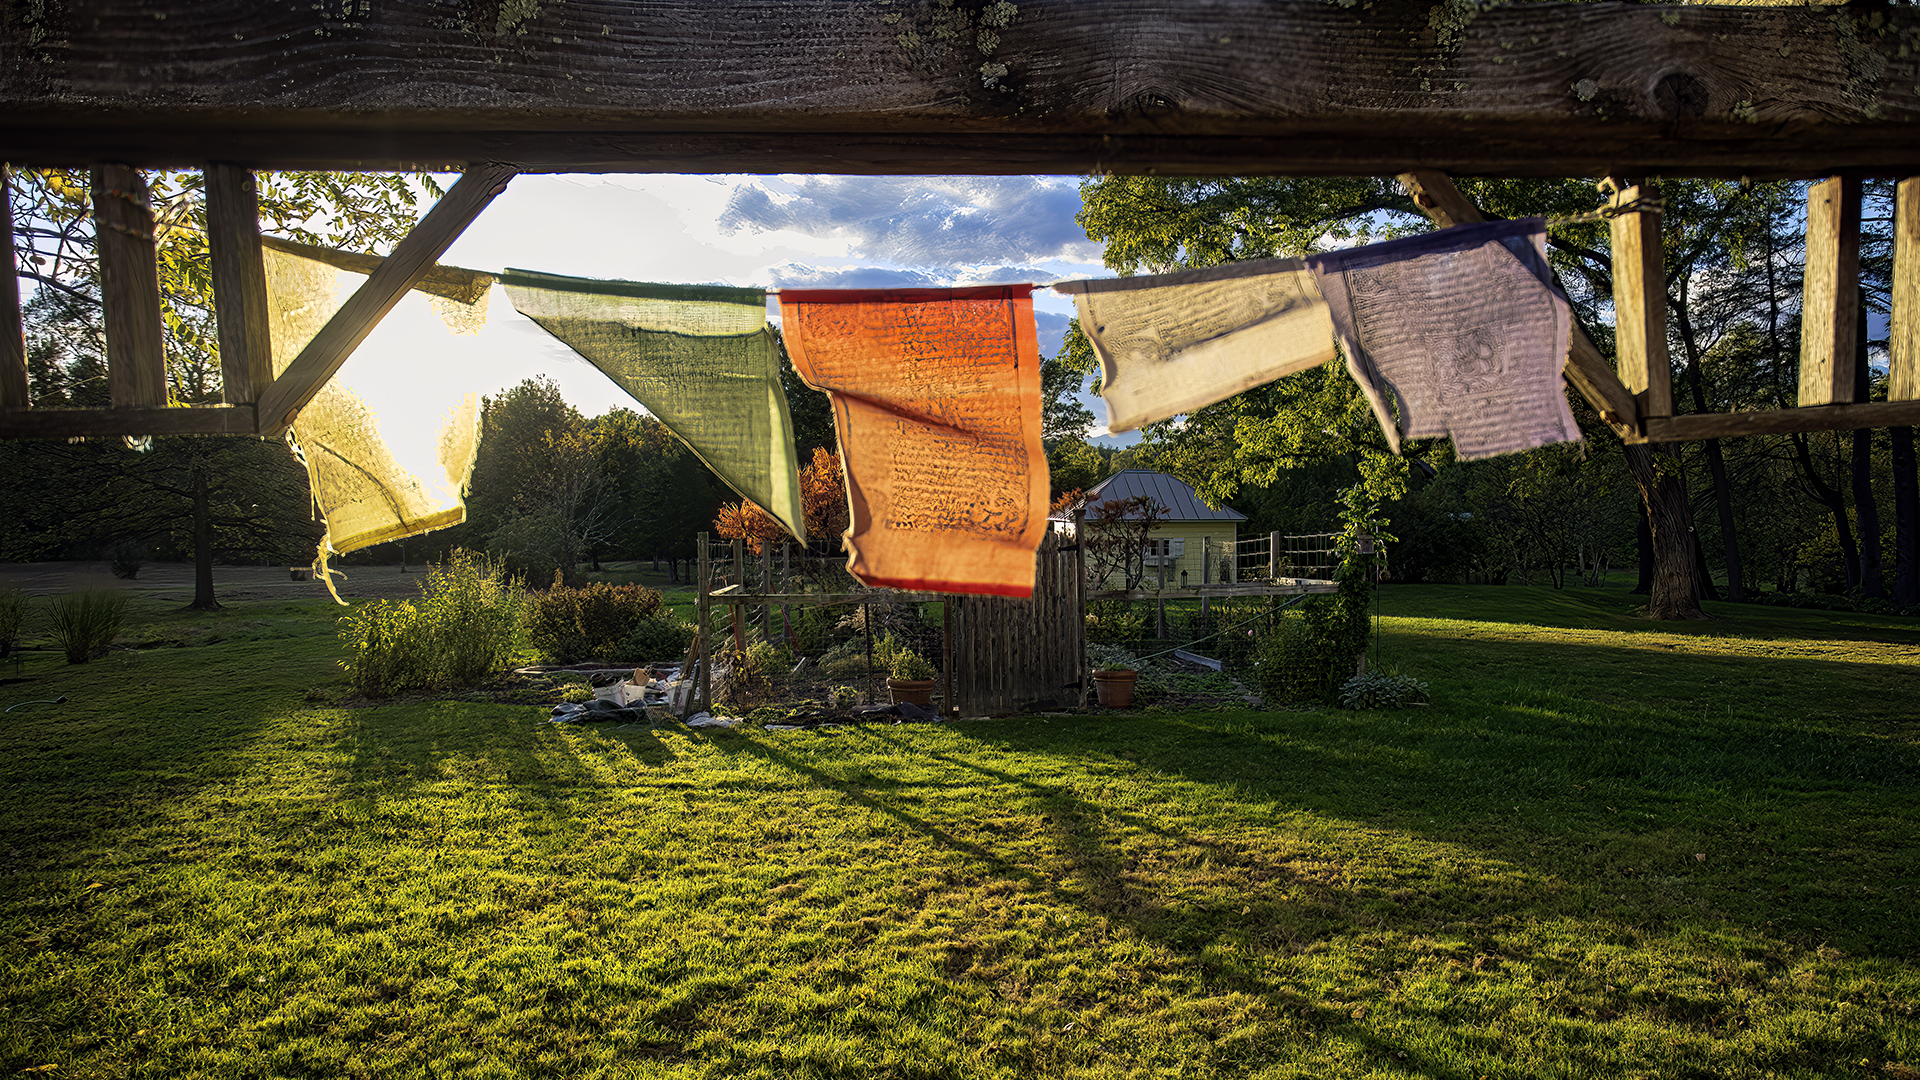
left=947, top=530, right=1085, bottom=716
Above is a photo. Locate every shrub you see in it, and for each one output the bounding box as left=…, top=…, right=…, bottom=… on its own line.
left=0, top=585, right=28, bottom=658
left=1337, top=669, right=1431, bottom=710
left=888, top=647, right=935, bottom=681
left=526, top=581, right=666, bottom=663
left=338, top=552, right=524, bottom=696
left=47, top=589, right=128, bottom=664
left=1085, top=601, right=1147, bottom=644
left=105, top=540, right=146, bottom=580
left=619, top=616, right=696, bottom=662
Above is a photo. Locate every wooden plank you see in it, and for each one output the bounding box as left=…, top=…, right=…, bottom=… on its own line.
left=1893, top=177, right=1920, bottom=403
left=259, top=236, right=494, bottom=305
left=205, top=164, right=272, bottom=409
left=1798, top=176, right=1862, bottom=407
left=91, top=165, right=167, bottom=408
left=1398, top=170, right=1643, bottom=440
left=1644, top=400, right=1920, bottom=441
left=254, top=163, right=515, bottom=437
left=5, top=3, right=1920, bottom=178
left=1609, top=182, right=1672, bottom=421
left=0, top=166, right=26, bottom=408
left=0, top=404, right=256, bottom=439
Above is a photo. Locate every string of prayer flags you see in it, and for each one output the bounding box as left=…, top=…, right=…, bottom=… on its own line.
left=1053, top=258, right=1337, bottom=433
left=1306, top=218, right=1580, bottom=461
left=264, top=245, right=490, bottom=602
left=501, top=271, right=806, bottom=543
left=780, top=285, right=1050, bottom=598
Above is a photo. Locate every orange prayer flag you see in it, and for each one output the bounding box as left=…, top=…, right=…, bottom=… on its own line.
left=780, top=285, right=1050, bottom=598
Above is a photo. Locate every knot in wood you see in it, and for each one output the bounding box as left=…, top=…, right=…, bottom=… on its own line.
left=1652, top=72, right=1710, bottom=120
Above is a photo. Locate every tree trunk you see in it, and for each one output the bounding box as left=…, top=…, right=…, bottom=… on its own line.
left=1794, top=432, right=1859, bottom=590
left=1850, top=306, right=1885, bottom=597
left=1893, top=426, right=1919, bottom=607
left=187, top=458, right=219, bottom=611
left=1633, top=502, right=1654, bottom=595
left=1674, top=297, right=1744, bottom=600
left=1624, top=442, right=1708, bottom=619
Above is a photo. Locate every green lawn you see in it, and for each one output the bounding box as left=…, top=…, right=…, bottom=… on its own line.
left=1, top=584, right=1916, bottom=1078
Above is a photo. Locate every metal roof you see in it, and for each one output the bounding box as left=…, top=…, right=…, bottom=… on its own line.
left=1052, top=470, right=1247, bottom=523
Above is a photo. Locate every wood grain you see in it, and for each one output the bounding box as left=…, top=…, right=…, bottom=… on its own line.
left=91, top=165, right=167, bottom=409
left=0, top=166, right=26, bottom=408
left=3, top=2, right=1919, bottom=176
left=1398, top=170, right=1644, bottom=440
left=1645, top=401, right=1920, bottom=441
left=1610, top=183, right=1672, bottom=421
left=1893, top=178, right=1920, bottom=402
left=206, top=164, right=272, bottom=409
left=1799, top=177, right=1862, bottom=407
left=254, top=164, right=515, bottom=438
left=0, top=404, right=256, bottom=439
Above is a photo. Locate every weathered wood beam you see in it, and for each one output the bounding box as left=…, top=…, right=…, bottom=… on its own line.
left=1609, top=181, right=1672, bottom=423
left=206, top=164, right=272, bottom=410
left=254, top=164, right=516, bottom=438
left=3, top=2, right=1920, bottom=178
left=0, top=404, right=256, bottom=439
left=91, top=164, right=167, bottom=408
left=1645, top=400, right=1920, bottom=442
left=1893, top=177, right=1920, bottom=403
left=1798, top=177, right=1863, bottom=407
left=0, top=166, right=27, bottom=408
left=1398, top=170, right=1643, bottom=441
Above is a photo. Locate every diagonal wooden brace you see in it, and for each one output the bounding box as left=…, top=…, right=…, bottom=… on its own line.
left=1397, top=170, right=1645, bottom=442
left=255, top=162, right=517, bottom=437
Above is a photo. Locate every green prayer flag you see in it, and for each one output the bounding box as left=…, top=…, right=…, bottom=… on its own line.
left=501, top=270, right=806, bottom=542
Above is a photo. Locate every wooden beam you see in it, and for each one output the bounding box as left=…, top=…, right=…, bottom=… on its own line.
left=1798, top=177, right=1863, bottom=407
left=0, top=166, right=26, bottom=408
left=254, top=164, right=516, bottom=438
left=0, top=404, right=257, bottom=439
left=91, top=164, right=168, bottom=409
left=1398, top=170, right=1643, bottom=441
left=1646, top=400, right=1920, bottom=442
left=1893, top=177, right=1920, bottom=403
left=1610, top=181, right=1672, bottom=421
left=3, top=3, right=1920, bottom=178
left=205, top=164, right=272, bottom=409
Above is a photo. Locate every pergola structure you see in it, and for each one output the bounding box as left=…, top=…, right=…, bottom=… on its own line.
left=2, top=0, right=1919, bottom=444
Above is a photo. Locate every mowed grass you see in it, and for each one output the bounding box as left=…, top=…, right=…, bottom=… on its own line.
left=0, top=585, right=1916, bottom=1078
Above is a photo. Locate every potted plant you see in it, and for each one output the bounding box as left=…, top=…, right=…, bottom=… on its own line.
left=886, top=648, right=937, bottom=707
left=1092, top=665, right=1139, bottom=708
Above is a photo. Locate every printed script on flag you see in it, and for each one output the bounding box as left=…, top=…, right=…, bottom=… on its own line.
left=780, top=285, right=1049, bottom=598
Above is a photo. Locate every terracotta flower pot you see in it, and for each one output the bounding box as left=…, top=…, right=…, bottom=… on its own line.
left=1093, top=669, right=1138, bottom=708
left=887, top=678, right=936, bottom=707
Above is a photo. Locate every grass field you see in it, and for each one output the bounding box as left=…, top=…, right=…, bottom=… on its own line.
left=1, top=581, right=1916, bottom=1078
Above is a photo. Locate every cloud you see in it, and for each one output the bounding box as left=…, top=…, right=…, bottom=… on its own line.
left=721, top=176, right=1098, bottom=267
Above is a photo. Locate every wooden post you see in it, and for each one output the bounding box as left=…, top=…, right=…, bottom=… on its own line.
left=1608, top=180, right=1671, bottom=421
left=1269, top=531, right=1280, bottom=580
left=205, top=164, right=273, bottom=408
left=1156, top=533, right=1167, bottom=639
left=1074, top=507, right=1087, bottom=705
left=695, top=533, right=711, bottom=713
left=781, top=544, right=792, bottom=647
left=1893, top=177, right=1920, bottom=402
left=731, top=538, right=746, bottom=653
left=942, top=597, right=955, bottom=716
left=759, top=544, right=772, bottom=641
left=1200, top=535, right=1212, bottom=620
left=92, top=165, right=168, bottom=408
left=1799, top=176, right=1862, bottom=407
left=0, top=166, right=27, bottom=408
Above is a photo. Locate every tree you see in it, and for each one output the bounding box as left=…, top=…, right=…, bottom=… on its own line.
left=714, top=447, right=850, bottom=555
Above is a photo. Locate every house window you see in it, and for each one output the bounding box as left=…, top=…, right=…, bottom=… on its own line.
left=1143, top=537, right=1185, bottom=566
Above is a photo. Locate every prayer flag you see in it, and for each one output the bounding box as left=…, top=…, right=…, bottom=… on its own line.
left=780, top=285, right=1049, bottom=598
left=1307, top=219, right=1580, bottom=460
left=264, top=246, right=489, bottom=601
left=501, top=271, right=806, bottom=542
left=1054, top=258, right=1336, bottom=432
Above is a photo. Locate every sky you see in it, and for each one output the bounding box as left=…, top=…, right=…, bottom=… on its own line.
left=332, top=173, right=1129, bottom=482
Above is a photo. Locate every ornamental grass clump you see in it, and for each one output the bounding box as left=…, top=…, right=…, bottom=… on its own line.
left=47, top=589, right=128, bottom=664
left=338, top=552, right=524, bottom=696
